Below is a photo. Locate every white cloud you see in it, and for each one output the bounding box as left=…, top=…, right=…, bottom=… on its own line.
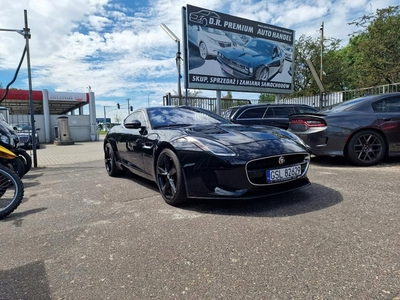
left=0, top=0, right=398, bottom=120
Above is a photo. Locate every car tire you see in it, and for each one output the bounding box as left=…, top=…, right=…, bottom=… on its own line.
left=14, top=148, right=32, bottom=174
left=255, top=67, right=269, bottom=81
left=346, top=130, right=386, bottom=166
left=104, top=143, right=124, bottom=177
left=199, top=42, right=208, bottom=60
left=3, top=157, right=26, bottom=178
left=156, top=148, right=187, bottom=206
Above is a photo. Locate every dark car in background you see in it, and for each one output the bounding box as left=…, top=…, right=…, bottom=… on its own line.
left=288, top=93, right=400, bottom=166
left=11, top=123, right=40, bottom=149
left=104, top=106, right=311, bottom=206
left=223, top=104, right=318, bottom=130
left=217, top=38, right=284, bottom=81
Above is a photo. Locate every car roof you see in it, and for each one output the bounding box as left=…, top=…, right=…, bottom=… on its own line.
left=229, top=103, right=316, bottom=109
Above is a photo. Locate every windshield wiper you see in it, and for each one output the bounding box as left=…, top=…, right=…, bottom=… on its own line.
left=153, top=124, right=192, bottom=129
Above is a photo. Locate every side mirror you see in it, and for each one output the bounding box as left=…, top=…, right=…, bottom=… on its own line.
left=124, top=120, right=142, bottom=129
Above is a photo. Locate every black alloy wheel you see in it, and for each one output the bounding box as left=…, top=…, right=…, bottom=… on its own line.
left=346, top=130, right=386, bottom=166
left=104, top=143, right=123, bottom=177
left=256, top=67, right=269, bottom=81
left=156, top=148, right=187, bottom=206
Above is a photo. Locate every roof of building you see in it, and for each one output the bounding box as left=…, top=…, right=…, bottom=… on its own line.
left=0, top=89, right=89, bottom=115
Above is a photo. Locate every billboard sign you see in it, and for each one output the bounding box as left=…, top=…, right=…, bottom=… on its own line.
left=183, top=5, right=295, bottom=94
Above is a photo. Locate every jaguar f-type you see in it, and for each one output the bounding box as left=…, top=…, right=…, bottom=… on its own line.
left=104, top=106, right=311, bottom=206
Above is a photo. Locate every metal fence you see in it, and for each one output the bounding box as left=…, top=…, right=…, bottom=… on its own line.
left=163, top=82, right=400, bottom=112
left=280, top=83, right=400, bottom=108
left=162, top=94, right=252, bottom=112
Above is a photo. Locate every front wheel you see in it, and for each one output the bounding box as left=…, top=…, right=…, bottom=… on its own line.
left=199, top=42, right=208, bottom=60
left=0, top=164, right=24, bottom=219
left=14, top=148, right=32, bottom=175
left=156, top=149, right=187, bottom=206
left=104, top=143, right=124, bottom=177
left=255, top=67, right=270, bottom=81
left=346, top=130, right=386, bottom=166
left=2, top=157, right=25, bottom=178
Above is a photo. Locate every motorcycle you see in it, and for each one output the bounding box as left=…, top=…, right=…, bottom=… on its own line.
left=0, top=145, right=24, bottom=219
left=0, top=117, right=31, bottom=178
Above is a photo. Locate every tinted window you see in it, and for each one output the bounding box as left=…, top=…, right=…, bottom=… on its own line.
left=372, top=96, right=400, bottom=112
left=238, top=107, right=266, bottom=119
left=273, top=107, right=295, bottom=117
left=296, top=106, right=318, bottom=113
left=263, top=108, right=274, bottom=117
left=320, top=97, right=369, bottom=113
left=125, top=111, right=147, bottom=127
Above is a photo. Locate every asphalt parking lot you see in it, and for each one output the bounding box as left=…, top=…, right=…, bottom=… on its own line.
left=1, top=140, right=399, bottom=300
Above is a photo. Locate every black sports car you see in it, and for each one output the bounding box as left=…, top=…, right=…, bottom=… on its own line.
left=104, top=106, right=311, bottom=206
left=217, top=38, right=284, bottom=81
left=288, top=93, right=400, bottom=166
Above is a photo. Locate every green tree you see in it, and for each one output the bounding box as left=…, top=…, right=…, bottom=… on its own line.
left=344, top=5, right=400, bottom=87
left=222, top=91, right=233, bottom=99
left=290, top=34, right=345, bottom=97
left=258, top=93, right=275, bottom=103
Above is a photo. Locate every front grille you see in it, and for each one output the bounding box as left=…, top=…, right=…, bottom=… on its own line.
left=246, top=153, right=310, bottom=185
left=219, top=56, right=247, bottom=73
left=219, top=42, right=232, bottom=48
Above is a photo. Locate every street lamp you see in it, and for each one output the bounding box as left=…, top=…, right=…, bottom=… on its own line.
left=148, top=92, right=155, bottom=107
left=0, top=10, right=37, bottom=167
left=126, top=98, right=130, bottom=114
left=160, top=23, right=182, bottom=105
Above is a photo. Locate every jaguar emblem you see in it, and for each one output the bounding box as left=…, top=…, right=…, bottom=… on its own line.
left=278, top=156, right=285, bottom=165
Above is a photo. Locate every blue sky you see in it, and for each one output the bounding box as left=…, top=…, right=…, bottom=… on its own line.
left=0, top=0, right=397, bottom=121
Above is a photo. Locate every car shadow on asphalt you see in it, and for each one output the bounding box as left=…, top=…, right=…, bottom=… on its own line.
left=181, top=183, right=342, bottom=217
left=310, top=155, right=400, bottom=168
left=122, top=169, right=343, bottom=217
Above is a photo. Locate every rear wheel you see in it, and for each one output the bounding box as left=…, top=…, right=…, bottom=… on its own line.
left=0, top=164, right=24, bottom=219
left=104, top=143, right=124, bottom=177
left=156, top=149, right=187, bottom=206
left=346, top=130, right=386, bottom=166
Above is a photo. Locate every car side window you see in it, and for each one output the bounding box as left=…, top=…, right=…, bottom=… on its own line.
left=273, top=107, right=295, bottom=117
left=384, top=97, right=400, bottom=112
left=263, top=108, right=274, bottom=118
left=372, top=97, right=400, bottom=112
left=297, top=106, right=317, bottom=113
left=125, top=111, right=147, bottom=127
left=238, top=107, right=266, bottom=119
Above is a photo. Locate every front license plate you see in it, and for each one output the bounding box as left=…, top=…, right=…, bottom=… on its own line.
left=267, top=165, right=301, bottom=183
left=221, top=64, right=234, bottom=75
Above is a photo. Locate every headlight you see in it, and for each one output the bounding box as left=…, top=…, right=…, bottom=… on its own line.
left=178, top=136, right=237, bottom=157
left=0, top=135, right=13, bottom=146
left=206, top=36, right=218, bottom=45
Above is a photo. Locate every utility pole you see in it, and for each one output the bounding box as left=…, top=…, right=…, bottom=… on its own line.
left=319, top=22, right=324, bottom=109
left=320, top=22, right=324, bottom=82
left=126, top=98, right=130, bottom=114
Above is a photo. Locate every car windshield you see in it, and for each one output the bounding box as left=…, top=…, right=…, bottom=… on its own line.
left=148, top=107, right=230, bottom=129
left=245, top=39, right=273, bottom=54
left=12, top=123, right=32, bottom=130
left=319, top=96, right=370, bottom=113
left=202, top=27, right=224, bottom=35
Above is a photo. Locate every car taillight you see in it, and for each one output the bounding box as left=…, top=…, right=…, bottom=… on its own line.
left=290, top=118, right=326, bottom=127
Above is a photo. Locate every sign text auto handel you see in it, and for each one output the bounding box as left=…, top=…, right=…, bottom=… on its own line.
left=187, top=4, right=294, bottom=44
left=190, top=75, right=292, bottom=90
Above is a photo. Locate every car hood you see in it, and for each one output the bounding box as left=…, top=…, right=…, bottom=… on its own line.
left=183, top=124, right=302, bottom=146
left=220, top=47, right=271, bottom=64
